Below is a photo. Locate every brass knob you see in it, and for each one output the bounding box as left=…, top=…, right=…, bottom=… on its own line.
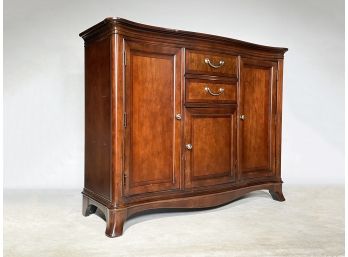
left=175, top=114, right=182, bottom=120
left=185, top=144, right=193, bottom=150
left=240, top=114, right=246, bottom=120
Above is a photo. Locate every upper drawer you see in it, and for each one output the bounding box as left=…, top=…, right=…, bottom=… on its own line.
left=185, top=50, right=238, bottom=77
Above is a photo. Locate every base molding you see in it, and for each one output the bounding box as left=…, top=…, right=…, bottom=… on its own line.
left=82, top=182, right=285, bottom=237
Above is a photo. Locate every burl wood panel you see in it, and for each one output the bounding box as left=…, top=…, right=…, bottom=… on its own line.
left=186, top=79, right=237, bottom=103
left=84, top=37, right=111, bottom=200
left=239, top=59, right=277, bottom=179
left=185, top=107, right=236, bottom=188
left=124, top=41, right=182, bottom=197
left=185, top=50, right=238, bottom=77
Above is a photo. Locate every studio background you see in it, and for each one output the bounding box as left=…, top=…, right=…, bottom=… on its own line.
left=4, top=0, right=344, bottom=189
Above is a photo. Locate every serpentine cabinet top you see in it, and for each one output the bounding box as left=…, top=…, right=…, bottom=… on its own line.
left=79, top=18, right=288, bottom=59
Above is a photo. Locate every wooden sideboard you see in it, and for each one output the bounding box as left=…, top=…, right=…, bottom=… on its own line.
left=80, top=18, right=287, bottom=237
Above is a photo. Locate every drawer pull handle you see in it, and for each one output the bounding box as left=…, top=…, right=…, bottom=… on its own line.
left=204, top=58, right=225, bottom=68
left=205, top=86, right=224, bottom=96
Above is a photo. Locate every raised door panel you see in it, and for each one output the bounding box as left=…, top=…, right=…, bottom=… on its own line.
left=185, top=107, right=236, bottom=188
left=124, top=41, right=182, bottom=197
left=238, top=59, right=277, bottom=179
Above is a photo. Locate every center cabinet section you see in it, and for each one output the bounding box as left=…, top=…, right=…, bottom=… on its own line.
left=183, top=49, right=238, bottom=189
left=184, top=107, right=237, bottom=188
left=123, top=41, right=182, bottom=197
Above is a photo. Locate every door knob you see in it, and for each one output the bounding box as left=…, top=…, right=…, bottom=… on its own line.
left=175, top=114, right=182, bottom=120
left=185, top=144, right=193, bottom=150
left=239, top=114, right=246, bottom=120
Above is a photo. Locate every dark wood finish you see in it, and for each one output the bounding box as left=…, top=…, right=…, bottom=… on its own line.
left=269, top=183, right=285, bottom=202
left=185, top=50, right=238, bottom=77
left=84, top=37, right=112, bottom=202
left=184, top=107, right=236, bottom=188
left=82, top=195, right=126, bottom=237
left=238, top=59, right=277, bottom=180
left=80, top=18, right=287, bottom=237
left=79, top=18, right=288, bottom=59
left=82, top=195, right=97, bottom=216
left=275, top=60, right=285, bottom=179
left=186, top=79, right=237, bottom=103
left=123, top=41, right=182, bottom=197
left=83, top=182, right=283, bottom=237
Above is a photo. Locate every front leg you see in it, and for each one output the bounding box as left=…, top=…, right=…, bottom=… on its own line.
left=105, top=209, right=127, bottom=237
left=269, top=184, right=285, bottom=202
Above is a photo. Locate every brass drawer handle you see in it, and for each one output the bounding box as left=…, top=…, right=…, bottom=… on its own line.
left=205, top=86, right=224, bottom=96
left=204, top=58, right=225, bottom=68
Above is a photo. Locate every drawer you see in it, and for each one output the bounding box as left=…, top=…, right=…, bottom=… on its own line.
left=186, top=50, right=238, bottom=77
left=186, top=79, right=237, bottom=103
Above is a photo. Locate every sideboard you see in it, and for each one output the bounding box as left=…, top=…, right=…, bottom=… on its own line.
left=80, top=18, right=288, bottom=237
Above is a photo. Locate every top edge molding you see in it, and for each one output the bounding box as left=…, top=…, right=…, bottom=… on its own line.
left=79, top=17, right=288, bottom=54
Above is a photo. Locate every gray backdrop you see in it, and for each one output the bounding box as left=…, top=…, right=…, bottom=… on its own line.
left=4, top=0, right=344, bottom=188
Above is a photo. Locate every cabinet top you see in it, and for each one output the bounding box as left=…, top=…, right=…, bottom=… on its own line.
left=79, top=17, right=288, bottom=56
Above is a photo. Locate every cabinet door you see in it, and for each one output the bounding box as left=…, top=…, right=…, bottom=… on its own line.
left=184, top=107, right=237, bottom=188
left=238, top=59, right=277, bottom=180
left=123, top=41, right=182, bottom=197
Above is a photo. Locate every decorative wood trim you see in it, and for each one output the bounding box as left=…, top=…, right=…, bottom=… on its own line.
left=83, top=188, right=114, bottom=208
left=83, top=181, right=284, bottom=237
left=184, top=73, right=238, bottom=83
left=80, top=18, right=288, bottom=59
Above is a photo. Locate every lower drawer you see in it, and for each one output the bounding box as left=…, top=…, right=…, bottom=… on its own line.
left=185, top=79, right=237, bottom=104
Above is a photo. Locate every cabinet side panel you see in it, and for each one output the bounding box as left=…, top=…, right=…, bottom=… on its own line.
left=275, top=59, right=284, bottom=179
left=84, top=38, right=111, bottom=201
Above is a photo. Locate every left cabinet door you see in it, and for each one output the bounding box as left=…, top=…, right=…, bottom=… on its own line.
left=123, top=40, right=182, bottom=197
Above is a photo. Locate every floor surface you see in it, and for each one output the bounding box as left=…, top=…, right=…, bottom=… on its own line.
left=4, top=185, right=344, bottom=257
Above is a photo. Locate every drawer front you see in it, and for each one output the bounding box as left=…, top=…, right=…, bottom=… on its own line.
left=186, top=50, right=238, bottom=77
left=186, top=79, right=237, bottom=103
